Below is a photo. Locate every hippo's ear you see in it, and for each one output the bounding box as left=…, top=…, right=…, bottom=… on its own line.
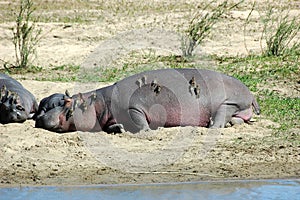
left=64, top=97, right=73, bottom=108
left=78, top=93, right=84, bottom=101
left=65, top=89, right=71, bottom=97
left=88, top=92, right=97, bottom=105
left=1, top=85, right=6, bottom=93
left=12, top=92, right=21, bottom=104
left=1, top=85, right=7, bottom=99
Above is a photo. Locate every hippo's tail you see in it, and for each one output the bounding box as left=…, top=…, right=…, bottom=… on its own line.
left=252, top=96, right=260, bottom=115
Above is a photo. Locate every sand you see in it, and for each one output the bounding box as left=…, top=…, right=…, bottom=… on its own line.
left=0, top=0, right=299, bottom=186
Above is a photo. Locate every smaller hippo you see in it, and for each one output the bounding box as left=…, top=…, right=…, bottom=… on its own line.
left=0, top=73, right=38, bottom=123
left=33, top=91, right=70, bottom=120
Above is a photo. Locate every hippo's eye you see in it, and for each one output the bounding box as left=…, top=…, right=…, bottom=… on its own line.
left=16, top=105, right=25, bottom=111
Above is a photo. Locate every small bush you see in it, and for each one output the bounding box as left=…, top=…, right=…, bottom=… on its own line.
left=181, top=0, right=242, bottom=57
left=263, top=3, right=300, bottom=56
left=247, top=1, right=300, bottom=57
left=12, top=0, right=42, bottom=69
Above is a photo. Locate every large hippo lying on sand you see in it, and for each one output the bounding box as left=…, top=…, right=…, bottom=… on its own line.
left=0, top=73, right=38, bottom=123
left=35, top=68, right=260, bottom=133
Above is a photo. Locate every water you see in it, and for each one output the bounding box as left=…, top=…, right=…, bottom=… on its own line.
left=1, top=179, right=299, bottom=200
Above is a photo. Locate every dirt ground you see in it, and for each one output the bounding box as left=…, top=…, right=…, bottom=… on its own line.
left=0, top=0, right=299, bottom=186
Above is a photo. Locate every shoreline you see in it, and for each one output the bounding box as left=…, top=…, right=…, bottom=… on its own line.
left=1, top=177, right=300, bottom=188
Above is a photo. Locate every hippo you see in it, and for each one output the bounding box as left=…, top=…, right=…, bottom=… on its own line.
left=35, top=68, right=260, bottom=133
left=0, top=73, right=38, bottom=123
left=33, top=91, right=70, bottom=120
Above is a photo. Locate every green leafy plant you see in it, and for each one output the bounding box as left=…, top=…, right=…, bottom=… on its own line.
left=245, top=1, right=300, bottom=57
left=261, top=2, right=300, bottom=56
left=12, top=0, right=42, bottom=69
left=181, top=0, right=243, bottom=57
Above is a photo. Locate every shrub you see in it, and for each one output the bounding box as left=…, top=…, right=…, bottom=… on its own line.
left=12, top=0, right=42, bottom=69
left=181, top=0, right=242, bottom=57
left=246, top=1, right=300, bottom=57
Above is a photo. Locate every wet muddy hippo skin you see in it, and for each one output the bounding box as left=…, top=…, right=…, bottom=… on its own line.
left=0, top=73, right=38, bottom=123
left=35, top=68, right=260, bottom=133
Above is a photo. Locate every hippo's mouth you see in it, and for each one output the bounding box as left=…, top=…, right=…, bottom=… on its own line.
left=35, top=118, right=67, bottom=133
left=3, top=110, right=27, bottom=123
left=12, top=118, right=26, bottom=123
left=35, top=107, right=76, bottom=133
left=35, top=111, right=62, bottom=131
left=1, top=117, right=26, bottom=124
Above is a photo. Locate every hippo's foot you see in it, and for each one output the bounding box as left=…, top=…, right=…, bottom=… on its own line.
left=210, top=104, right=239, bottom=128
left=229, top=117, right=245, bottom=126
left=106, top=124, right=125, bottom=134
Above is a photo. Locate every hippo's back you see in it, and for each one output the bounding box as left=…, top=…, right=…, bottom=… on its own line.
left=0, top=74, right=36, bottom=100
left=0, top=73, right=23, bottom=89
left=114, top=68, right=250, bottom=104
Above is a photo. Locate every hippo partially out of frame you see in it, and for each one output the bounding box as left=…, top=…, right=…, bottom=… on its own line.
left=0, top=73, right=38, bottom=124
left=35, top=68, right=260, bottom=133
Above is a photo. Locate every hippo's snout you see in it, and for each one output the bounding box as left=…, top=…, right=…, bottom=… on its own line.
left=35, top=107, right=63, bottom=131
left=35, top=106, right=74, bottom=133
left=0, top=103, right=27, bottom=123
left=35, top=113, right=57, bottom=129
left=8, top=109, right=27, bottom=122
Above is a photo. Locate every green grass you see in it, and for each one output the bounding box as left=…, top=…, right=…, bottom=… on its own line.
left=79, top=64, right=166, bottom=83
left=1, top=64, right=81, bottom=82
left=77, top=54, right=195, bottom=83
left=36, top=65, right=80, bottom=82
left=216, top=54, right=299, bottom=132
left=216, top=55, right=299, bottom=91
left=260, top=93, right=299, bottom=130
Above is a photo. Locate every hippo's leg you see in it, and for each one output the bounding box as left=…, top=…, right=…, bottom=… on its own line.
left=210, top=104, right=239, bottom=128
left=129, top=108, right=150, bottom=132
left=106, top=124, right=125, bottom=134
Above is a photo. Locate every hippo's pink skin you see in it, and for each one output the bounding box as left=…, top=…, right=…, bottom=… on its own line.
left=0, top=73, right=38, bottom=124
left=35, top=69, right=260, bottom=133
